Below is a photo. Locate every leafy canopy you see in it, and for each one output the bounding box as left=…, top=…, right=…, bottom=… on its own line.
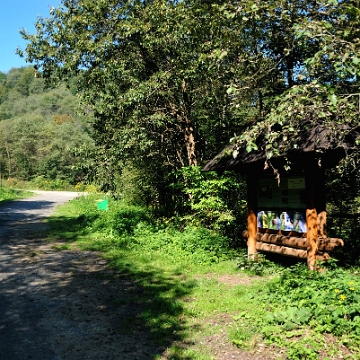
left=17, top=0, right=360, bottom=199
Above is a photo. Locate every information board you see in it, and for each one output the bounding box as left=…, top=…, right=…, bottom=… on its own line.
left=257, top=176, right=306, bottom=209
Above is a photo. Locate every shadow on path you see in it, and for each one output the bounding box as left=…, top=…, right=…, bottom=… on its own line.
left=0, top=211, right=196, bottom=359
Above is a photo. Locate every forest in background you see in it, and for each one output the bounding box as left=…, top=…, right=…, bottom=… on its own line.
left=0, top=66, right=94, bottom=184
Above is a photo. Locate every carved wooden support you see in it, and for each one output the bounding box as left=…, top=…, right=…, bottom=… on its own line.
left=247, top=210, right=257, bottom=259
left=306, top=208, right=318, bottom=270
left=246, top=171, right=258, bottom=260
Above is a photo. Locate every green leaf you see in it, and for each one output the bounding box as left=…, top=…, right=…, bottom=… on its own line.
left=283, top=321, right=297, bottom=331
left=328, top=94, right=337, bottom=106
left=227, top=86, right=236, bottom=95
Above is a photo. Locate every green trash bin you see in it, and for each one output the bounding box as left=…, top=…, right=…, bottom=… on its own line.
left=96, top=199, right=109, bottom=211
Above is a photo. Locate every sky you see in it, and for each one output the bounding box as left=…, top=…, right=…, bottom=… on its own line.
left=0, top=0, right=61, bottom=74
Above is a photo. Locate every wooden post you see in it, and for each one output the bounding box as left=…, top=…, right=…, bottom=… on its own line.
left=315, top=168, right=327, bottom=238
left=306, top=162, right=320, bottom=270
left=247, top=172, right=258, bottom=260
left=306, top=208, right=318, bottom=270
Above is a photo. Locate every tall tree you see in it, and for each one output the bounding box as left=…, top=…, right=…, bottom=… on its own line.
left=19, top=0, right=248, bottom=201
left=224, top=0, right=360, bottom=164
left=19, top=0, right=360, bottom=204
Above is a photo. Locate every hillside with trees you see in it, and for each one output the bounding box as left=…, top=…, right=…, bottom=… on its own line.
left=0, top=66, right=94, bottom=184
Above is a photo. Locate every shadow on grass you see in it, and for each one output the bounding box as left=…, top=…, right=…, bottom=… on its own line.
left=46, top=213, right=100, bottom=240
left=0, top=213, right=199, bottom=359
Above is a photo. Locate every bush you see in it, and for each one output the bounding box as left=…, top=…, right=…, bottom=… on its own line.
left=133, top=224, right=235, bottom=265
left=172, top=166, right=247, bottom=242
left=68, top=195, right=237, bottom=266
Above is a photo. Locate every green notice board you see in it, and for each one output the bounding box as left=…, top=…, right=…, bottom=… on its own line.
left=257, top=176, right=306, bottom=209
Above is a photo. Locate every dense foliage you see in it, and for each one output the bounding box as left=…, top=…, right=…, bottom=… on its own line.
left=17, top=0, right=360, bottom=208
left=15, top=0, right=259, bottom=203
left=0, top=67, right=94, bottom=182
left=227, top=0, right=360, bottom=164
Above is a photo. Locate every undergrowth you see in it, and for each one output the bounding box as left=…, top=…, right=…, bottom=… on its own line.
left=52, top=193, right=237, bottom=266
left=48, top=194, right=360, bottom=359
left=231, top=261, right=360, bottom=359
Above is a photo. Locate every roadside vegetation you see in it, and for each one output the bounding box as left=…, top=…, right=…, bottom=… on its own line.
left=3, top=177, right=97, bottom=193
left=47, top=194, right=360, bottom=359
left=0, top=187, right=33, bottom=203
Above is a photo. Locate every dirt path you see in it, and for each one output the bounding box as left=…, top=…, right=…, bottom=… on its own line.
left=0, top=191, right=163, bottom=360
left=0, top=191, right=281, bottom=360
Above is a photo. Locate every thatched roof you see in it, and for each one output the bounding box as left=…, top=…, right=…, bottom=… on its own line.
left=203, top=121, right=360, bottom=173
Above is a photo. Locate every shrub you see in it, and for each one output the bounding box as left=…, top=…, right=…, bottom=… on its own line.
left=69, top=195, right=237, bottom=266
left=172, top=166, right=247, bottom=242
left=133, top=224, right=235, bottom=265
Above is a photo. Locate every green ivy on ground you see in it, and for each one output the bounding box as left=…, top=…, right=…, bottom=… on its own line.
left=231, top=260, right=360, bottom=359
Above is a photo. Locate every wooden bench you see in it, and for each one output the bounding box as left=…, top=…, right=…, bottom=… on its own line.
left=243, top=230, right=344, bottom=262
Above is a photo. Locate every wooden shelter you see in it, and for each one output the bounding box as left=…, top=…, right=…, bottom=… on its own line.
left=203, top=121, right=360, bottom=269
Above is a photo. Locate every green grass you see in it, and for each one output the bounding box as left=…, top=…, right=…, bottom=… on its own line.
left=0, top=186, right=34, bottom=203
left=47, top=194, right=360, bottom=359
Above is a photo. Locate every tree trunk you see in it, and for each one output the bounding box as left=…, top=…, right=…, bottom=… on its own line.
left=181, top=79, right=197, bottom=166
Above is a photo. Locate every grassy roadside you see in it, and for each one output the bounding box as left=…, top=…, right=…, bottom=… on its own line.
left=0, top=187, right=34, bottom=203
left=47, top=194, right=360, bottom=359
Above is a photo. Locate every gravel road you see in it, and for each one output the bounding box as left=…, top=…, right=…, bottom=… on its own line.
left=0, top=191, right=161, bottom=360
left=0, top=191, right=80, bottom=360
